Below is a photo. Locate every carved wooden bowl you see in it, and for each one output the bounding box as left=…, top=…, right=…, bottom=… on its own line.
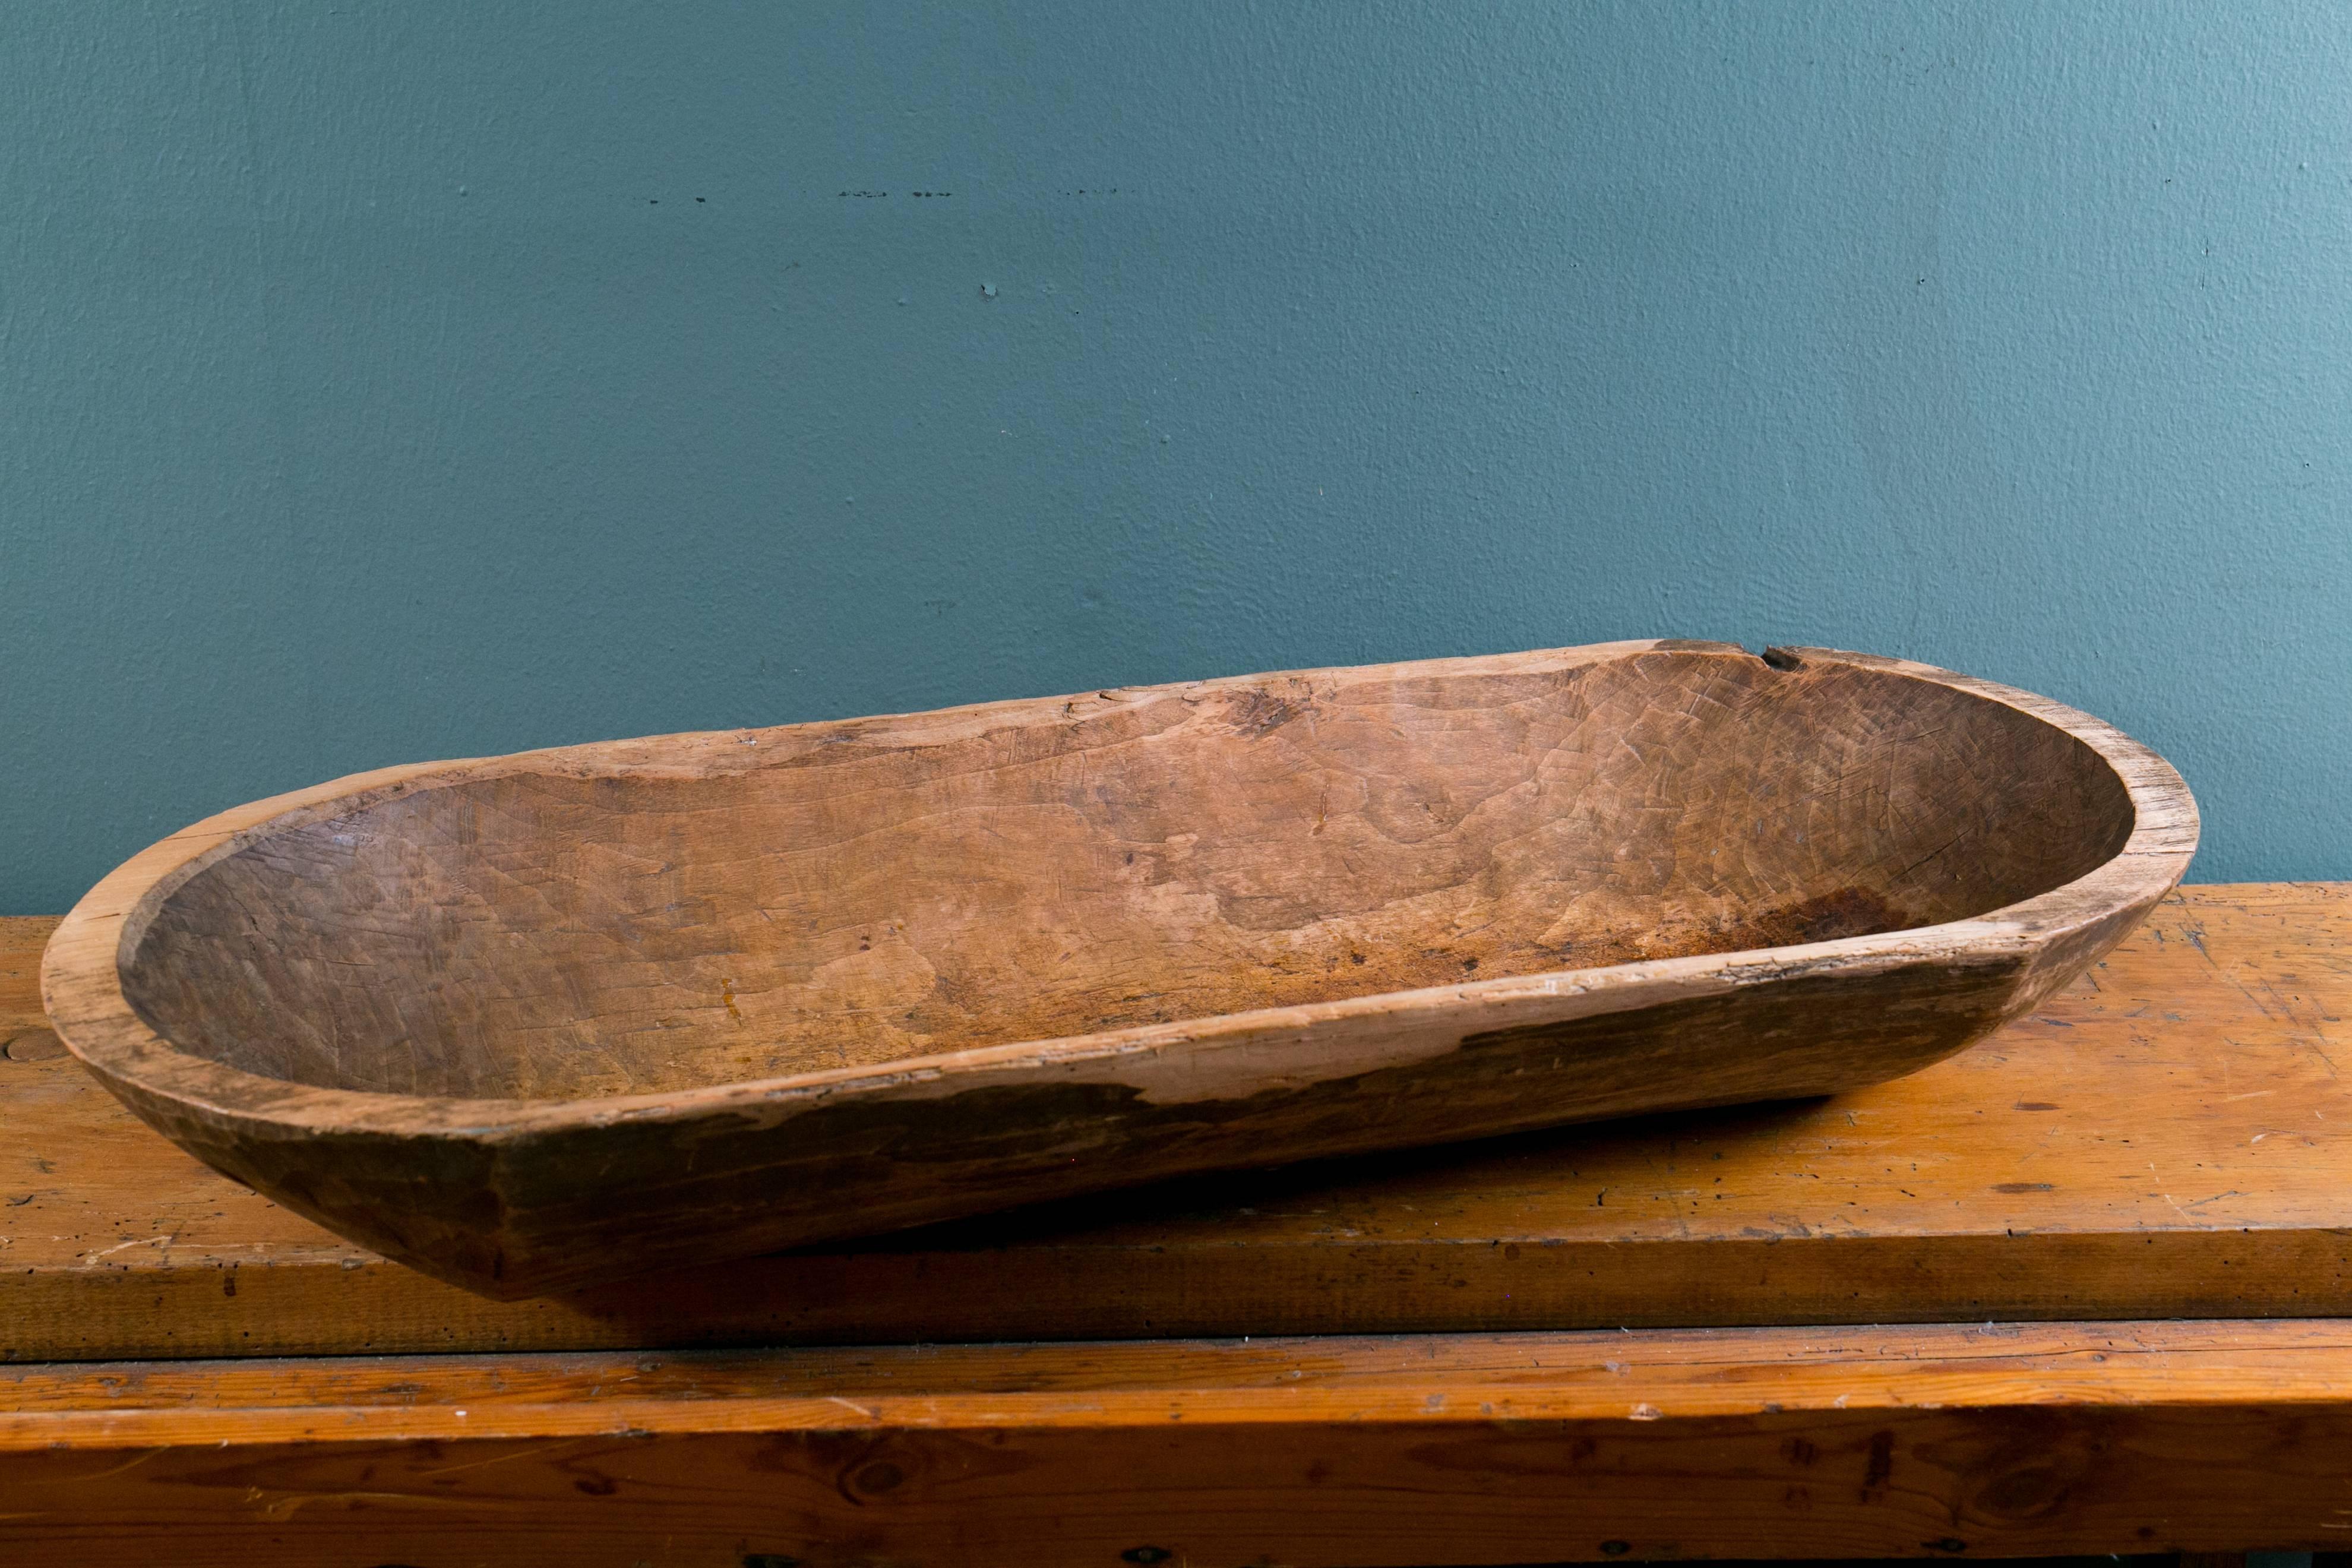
left=43, top=642, right=2196, bottom=1298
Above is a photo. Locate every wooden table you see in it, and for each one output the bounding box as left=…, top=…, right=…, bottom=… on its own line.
left=5, top=884, right=2352, bottom=1563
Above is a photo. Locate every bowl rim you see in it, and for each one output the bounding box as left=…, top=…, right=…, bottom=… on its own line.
left=41, top=640, right=2199, bottom=1143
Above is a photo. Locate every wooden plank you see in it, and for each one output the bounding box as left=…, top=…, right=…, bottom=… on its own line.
left=6, top=1319, right=2352, bottom=1563
left=5, top=883, right=2351, bottom=1361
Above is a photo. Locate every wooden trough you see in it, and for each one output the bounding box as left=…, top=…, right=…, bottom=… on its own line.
left=41, top=641, right=2196, bottom=1298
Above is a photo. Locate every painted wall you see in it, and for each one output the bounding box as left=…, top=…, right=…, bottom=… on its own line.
left=4, top=1, right=2347, bottom=912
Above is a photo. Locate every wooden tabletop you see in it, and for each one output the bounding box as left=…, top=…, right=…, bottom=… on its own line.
left=3, top=883, right=2350, bottom=1361
left=9, top=883, right=2352, bottom=1562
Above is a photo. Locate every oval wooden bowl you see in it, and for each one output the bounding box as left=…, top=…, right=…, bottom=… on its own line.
left=44, top=641, right=2195, bottom=1299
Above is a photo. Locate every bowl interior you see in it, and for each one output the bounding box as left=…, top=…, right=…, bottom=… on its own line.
left=118, top=650, right=2134, bottom=1099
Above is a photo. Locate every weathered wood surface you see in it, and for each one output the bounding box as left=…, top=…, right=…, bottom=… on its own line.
left=39, top=641, right=2194, bottom=1297
left=4, top=882, right=2346, bottom=1362
left=8, top=1320, right=2352, bottom=1563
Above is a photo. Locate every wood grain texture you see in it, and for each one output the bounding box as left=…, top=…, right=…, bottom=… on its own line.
left=37, top=642, right=2195, bottom=1297
left=7, top=1320, right=2352, bottom=1563
left=4, top=883, right=2345, bottom=1362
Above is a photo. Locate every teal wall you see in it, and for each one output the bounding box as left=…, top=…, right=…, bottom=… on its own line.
left=4, top=2, right=2348, bottom=911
